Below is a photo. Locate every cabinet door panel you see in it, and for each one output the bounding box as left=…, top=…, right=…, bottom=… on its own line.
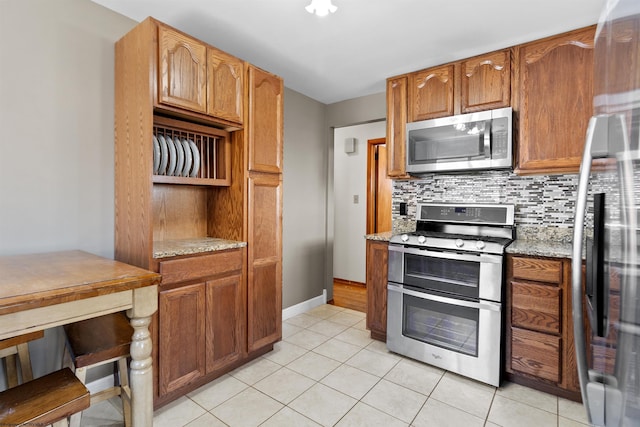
left=247, top=174, right=282, bottom=352
left=511, top=281, right=561, bottom=334
left=248, top=262, right=281, bottom=352
left=208, top=48, right=244, bottom=123
left=366, top=240, right=388, bottom=341
left=516, top=27, right=595, bottom=174
left=206, top=274, right=244, bottom=373
left=386, top=77, right=409, bottom=178
left=461, top=50, right=511, bottom=112
left=511, top=327, right=561, bottom=383
left=249, top=176, right=281, bottom=260
left=159, top=283, right=206, bottom=396
left=409, top=65, right=455, bottom=121
left=158, top=26, right=207, bottom=114
left=512, top=256, right=562, bottom=284
left=247, top=66, right=283, bottom=173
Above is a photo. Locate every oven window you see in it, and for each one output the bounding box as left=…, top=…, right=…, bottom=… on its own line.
left=402, top=293, right=479, bottom=357
left=404, top=253, right=480, bottom=299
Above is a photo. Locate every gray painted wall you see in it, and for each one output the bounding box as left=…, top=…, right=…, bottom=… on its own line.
left=0, top=0, right=137, bottom=389
left=0, top=0, right=386, bottom=387
left=282, top=89, right=328, bottom=307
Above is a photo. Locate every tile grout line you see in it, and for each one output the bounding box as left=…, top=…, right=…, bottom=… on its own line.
left=159, top=306, right=588, bottom=427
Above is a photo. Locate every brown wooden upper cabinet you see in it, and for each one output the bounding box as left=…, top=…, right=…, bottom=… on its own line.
left=388, top=49, right=510, bottom=177
left=409, top=64, right=455, bottom=121
left=514, top=26, right=595, bottom=175
left=159, top=26, right=207, bottom=114
left=158, top=24, right=244, bottom=126
left=408, top=49, right=511, bottom=122
left=207, top=47, right=244, bottom=124
left=247, top=66, right=284, bottom=173
left=386, top=76, right=409, bottom=178
left=460, top=49, right=511, bottom=113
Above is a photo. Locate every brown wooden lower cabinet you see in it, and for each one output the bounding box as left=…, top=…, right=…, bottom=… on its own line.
left=159, top=282, right=207, bottom=396
left=511, top=327, right=561, bottom=383
left=151, top=247, right=276, bottom=408
left=366, top=239, right=388, bottom=341
left=506, top=254, right=581, bottom=400
left=206, top=274, right=244, bottom=372
left=246, top=173, right=282, bottom=353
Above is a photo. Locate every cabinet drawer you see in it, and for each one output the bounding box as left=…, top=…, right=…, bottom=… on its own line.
left=512, top=257, right=562, bottom=284
left=511, top=281, right=561, bottom=334
left=511, top=327, right=561, bottom=383
left=159, top=249, right=242, bottom=285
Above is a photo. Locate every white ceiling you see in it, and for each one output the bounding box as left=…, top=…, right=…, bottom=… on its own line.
left=93, top=0, right=606, bottom=105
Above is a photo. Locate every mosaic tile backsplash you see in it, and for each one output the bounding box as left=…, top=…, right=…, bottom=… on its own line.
left=392, top=170, right=618, bottom=230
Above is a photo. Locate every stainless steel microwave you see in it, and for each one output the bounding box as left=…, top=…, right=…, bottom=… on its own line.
left=406, top=107, right=512, bottom=174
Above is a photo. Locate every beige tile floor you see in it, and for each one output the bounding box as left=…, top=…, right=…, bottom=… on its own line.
left=81, top=304, right=591, bottom=427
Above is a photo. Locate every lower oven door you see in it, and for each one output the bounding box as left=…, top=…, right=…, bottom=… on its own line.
left=386, top=282, right=502, bottom=386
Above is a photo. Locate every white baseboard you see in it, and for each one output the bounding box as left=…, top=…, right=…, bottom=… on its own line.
left=282, top=289, right=327, bottom=321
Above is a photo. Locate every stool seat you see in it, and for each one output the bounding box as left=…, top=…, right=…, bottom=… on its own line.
left=0, top=367, right=89, bottom=427
left=0, top=330, right=44, bottom=387
left=64, top=312, right=132, bottom=368
left=63, top=312, right=133, bottom=427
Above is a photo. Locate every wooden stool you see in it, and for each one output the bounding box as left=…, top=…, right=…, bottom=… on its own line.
left=63, top=312, right=133, bottom=427
left=0, top=330, right=44, bottom=387
left=0, top=367, right=90, bottom=427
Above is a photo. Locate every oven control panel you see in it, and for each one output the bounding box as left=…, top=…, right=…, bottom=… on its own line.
left=418, top=203, right=514, bottom=226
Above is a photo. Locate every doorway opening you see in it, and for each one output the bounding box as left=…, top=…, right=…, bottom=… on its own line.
left=332, top=137, right=391, bottom=312
left=366, top=138, right=392, bottom=234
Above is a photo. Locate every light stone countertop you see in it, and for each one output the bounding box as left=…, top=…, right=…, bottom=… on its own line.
left=364, top=219, right=416, bottom=241
left=364, top=231, right=393, bottom=241
left=154, top=237, right=247, bottom=259
left=365, top=223, right=581, bottom=259
left=506, top=225, right=584, bottom=259
left=506, top=239, right=574, bottom=258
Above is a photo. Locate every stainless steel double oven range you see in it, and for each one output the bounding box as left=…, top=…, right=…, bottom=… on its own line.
left=387, top=203, right=515, bottom=387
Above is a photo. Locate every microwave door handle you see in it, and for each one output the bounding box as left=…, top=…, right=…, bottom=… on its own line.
left=483, top=120, right=491, bottom=158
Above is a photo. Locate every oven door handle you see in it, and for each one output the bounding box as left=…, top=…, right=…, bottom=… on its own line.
left=387, top=283, right=501, bottom=312
left=388, top=244, right=502, bottom=264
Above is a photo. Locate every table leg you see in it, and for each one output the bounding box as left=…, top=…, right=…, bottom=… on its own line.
left=129, top=315, right=153, bottom=427
left=127, top=285, right=158, bottom=427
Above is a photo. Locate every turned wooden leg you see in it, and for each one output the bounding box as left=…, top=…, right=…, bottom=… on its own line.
left=127, top=285, right=157, bottom=427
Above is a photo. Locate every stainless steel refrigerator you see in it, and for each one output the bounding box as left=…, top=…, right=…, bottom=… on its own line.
left=572, top=0, right=640, bottom=425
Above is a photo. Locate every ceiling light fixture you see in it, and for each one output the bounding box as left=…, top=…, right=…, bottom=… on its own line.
left=305, top=0, right=337, bottom=17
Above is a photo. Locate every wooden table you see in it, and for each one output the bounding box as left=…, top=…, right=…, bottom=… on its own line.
left=0, top=250, right=161, bottom=427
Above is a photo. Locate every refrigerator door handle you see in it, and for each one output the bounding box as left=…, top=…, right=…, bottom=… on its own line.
left=590, top=193, right=608, bottom=338
left=572, top=115, right=610, bottom=425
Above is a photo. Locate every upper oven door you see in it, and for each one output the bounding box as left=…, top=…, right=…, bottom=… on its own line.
left=388, top=244, right=504, bottom=302
left=406, top=107, right=512, bottom=173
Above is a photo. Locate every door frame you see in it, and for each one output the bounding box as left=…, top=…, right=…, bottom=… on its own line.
left=366, top=137, right=387, bottom=234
